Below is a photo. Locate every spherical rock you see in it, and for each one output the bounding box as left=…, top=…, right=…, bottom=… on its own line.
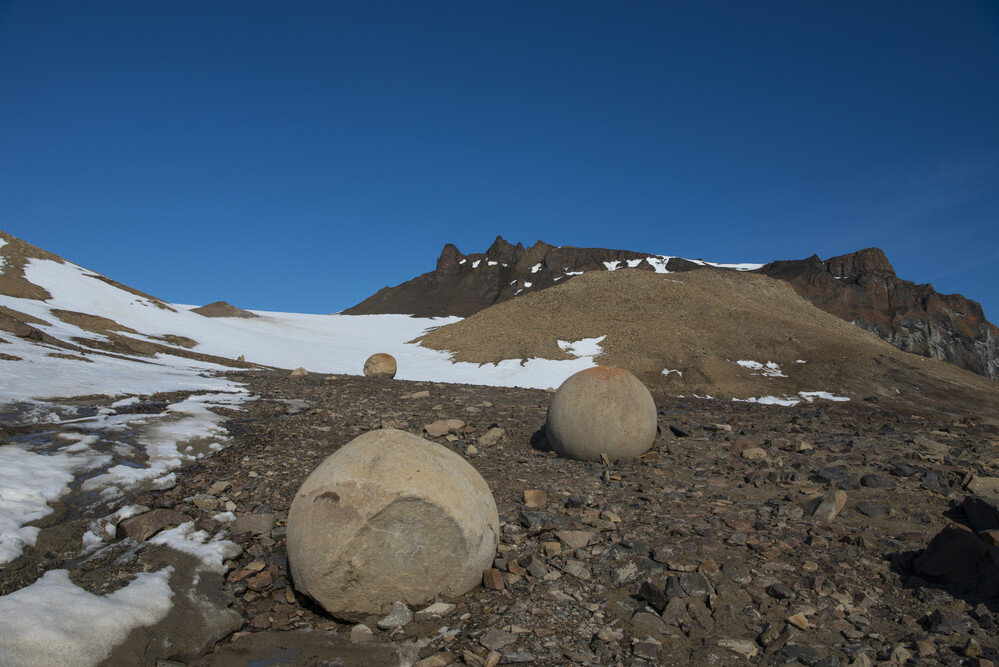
left=363, top=353, right=397, bottom=379
left=287, top=428, right=499, bottom=618
left=546, top=366, right=657, bottom=462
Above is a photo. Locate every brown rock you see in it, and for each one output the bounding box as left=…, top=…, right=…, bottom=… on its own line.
left=363, top=353, right=397, bottom=379
left=555, top=530, right=595, bottom=549
left=230, top=513, right=276, bottom=536
left=482, top=568, right=505, bottom=590
left=477, top=427, right=505, bottom=447
left=523, top=490, right=547, bottom=508
left=117, top=508, right=192, bottom=541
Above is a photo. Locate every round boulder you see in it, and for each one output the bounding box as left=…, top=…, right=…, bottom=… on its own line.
left=287, top=428, right=499, bottom=617
left=363, top=353, right=397, bottom=379
left=546, top=366, right=657, bottom=462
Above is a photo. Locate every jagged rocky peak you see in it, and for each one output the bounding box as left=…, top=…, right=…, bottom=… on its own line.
left=436, top=243, right=465, bottom=271
left=825, top=247, right=895, bottom=279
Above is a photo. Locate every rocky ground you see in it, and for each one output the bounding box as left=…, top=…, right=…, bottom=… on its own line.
left=5, top=370, right=999, bottom=666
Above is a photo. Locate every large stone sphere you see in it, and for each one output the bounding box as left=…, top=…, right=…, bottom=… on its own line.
left=546, top=366, right=657, bottom=462
left=363, top=353, right=397, bottom=379
left=287, top=429, right=499, bottom=618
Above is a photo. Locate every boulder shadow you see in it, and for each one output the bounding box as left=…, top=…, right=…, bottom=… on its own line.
left=529, top=426, right=551, bottom=452
left=888, top=496, right=999, bottom=621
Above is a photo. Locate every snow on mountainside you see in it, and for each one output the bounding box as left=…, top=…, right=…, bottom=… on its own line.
left=0, top=231, right=608, bottom=402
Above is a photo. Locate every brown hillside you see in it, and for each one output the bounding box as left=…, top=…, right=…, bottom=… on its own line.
left=415, top=268, right=999, bottom=419
left=191, top=301, right=258, bottom=318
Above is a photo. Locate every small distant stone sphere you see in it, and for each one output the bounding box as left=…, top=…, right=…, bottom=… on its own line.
left=363, top=353, right=397, bottom=379
left=546, top=366, right=657, bottom=462
left=286, top=429, right=499, bottom=618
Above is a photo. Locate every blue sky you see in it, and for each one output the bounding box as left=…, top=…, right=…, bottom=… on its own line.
left=1, top=1, right=997, bottom=319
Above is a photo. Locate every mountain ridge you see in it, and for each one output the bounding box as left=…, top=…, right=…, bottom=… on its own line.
left=345, top=236, right=998, bottom=379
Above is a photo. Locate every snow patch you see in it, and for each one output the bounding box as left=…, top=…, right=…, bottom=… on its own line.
left=80, top=392, right=246, bottom=495
left=662, top=368, right=682, bottom=377
left=645, top=256, right=671, bottom=273
left=735, top=360, right=786, bottom=378
left=603, top=261, right=622, bottom=271
left=799, top=391, right=850, bottom=403
left=734, top=391, right=851, bottom=407
left=557, top=336, right=607, bottom=359
left=0, top=443, right=110, bottom=564
left=148, top=522, right=240, bottom=574
left=110, top=396, right=140, bottom=408
left=471, top=260, right=481, bottom=268
left=530, top=263, right=542, bottom=273
left=565, top=270, right=584, bottom=276
left=0, top=567, right=174, bottom=666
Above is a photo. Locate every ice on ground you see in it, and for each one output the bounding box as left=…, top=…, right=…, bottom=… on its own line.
left=487, top=261, right=498, bottom=266
left=565, top=270, right=583, bottom=276
left=530, top=263, right=542, bottom=273
left=109, top=396, right=140, bottom=408
left=795, top=359, right=807, bottom=364
left=0, top=443, right=112, bottom=564
left=148, top=522, right=240, bottom=574
left=524, top=282, right=532, bottom=288
left=81, top=391, right=248, bottom=497
left=0, top=567, right=174, bottom=666
left=471, top=259, right=481, bottom=268
left=662, top=368, right=682, bottom=377
left=735, top=360, right=787, bottom=378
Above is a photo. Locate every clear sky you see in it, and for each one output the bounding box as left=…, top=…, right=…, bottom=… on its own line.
left=1, top=1, right=997, bottom=318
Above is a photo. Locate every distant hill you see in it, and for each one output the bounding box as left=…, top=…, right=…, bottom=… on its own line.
left=414, top=268, right=999, bottom=419
left=346, top=236, right=998, bottom=379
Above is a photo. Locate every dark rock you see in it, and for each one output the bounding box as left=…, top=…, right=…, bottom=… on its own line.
left=912, top=523, right=999, bottom=596
left=860, top=474, right=894, bottom=489
left=637, top=579, right=668, bottom=613
left=926, top=609, right=955, bottom=634
left=814, top=467, right=847, bottom=484
left=856, top=501, right=891, bottom=517
left=679, top=572, right=712, bottom=598
left=518, top=510, right=567, bottom=531
left=964, top=495, right=999, bottom=532
left=766, top=582, right=795, bottom=600
left=721, top=560, right=751, bottom=585
left=610, top=556, right=660, bottom=588
left=781, top=644, right=822, bottom=665
left=668, top=425, right=692, bottom=438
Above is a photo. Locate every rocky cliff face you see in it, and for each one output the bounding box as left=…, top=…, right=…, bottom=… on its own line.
left=344, top=237, right=999, bottom=379
left=343, top=236, right=653, bottom=318
left=758, top=248, right=998, bottom=379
